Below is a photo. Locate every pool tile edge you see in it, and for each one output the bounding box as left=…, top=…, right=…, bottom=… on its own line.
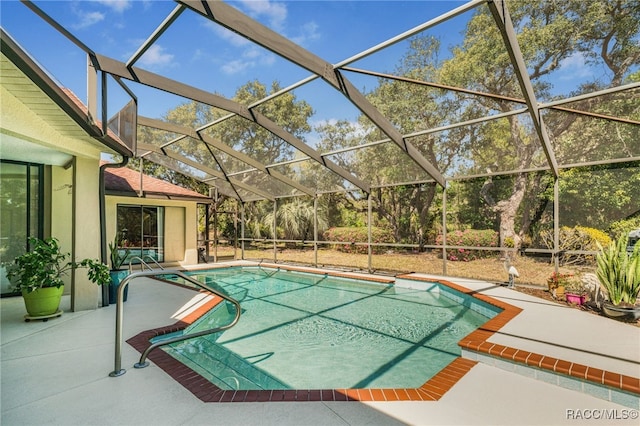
left=129, top=269, right=638, bottom=405
left=400, top=275, right=640, bottom=405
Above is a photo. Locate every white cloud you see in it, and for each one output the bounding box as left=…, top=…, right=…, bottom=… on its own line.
left=558, top=52, right=592, bottom=80
left=206, top=23, right=251, bottom=47
left=94, top=0, right=132, bottom=13
left=222, top=59, right=254, bottom=75
left=138, top=44, right=174, bottom=68
left=238, top=0, right=287, bottom=31
left=73, top=10, right=105, bottom=29
left=219, top=46, right=276, bottom=75
left=206, top=1, right=317, bottom=75
left=291, top=21, right=320, bottom=46
left=70, top=0, right=130, bottom=29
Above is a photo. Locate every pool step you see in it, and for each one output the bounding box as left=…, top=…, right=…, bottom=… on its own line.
left=165, top=338, right=289, bottom=391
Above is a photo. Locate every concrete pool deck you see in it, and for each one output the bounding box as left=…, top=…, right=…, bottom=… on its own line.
left=2, top=262, right=639, bottom=425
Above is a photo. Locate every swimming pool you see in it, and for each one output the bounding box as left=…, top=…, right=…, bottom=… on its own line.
left=159, top=267, right=499, bottom=391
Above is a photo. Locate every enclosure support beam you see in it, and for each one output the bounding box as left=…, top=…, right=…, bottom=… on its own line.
left=94, top=53, right=369, bottom=193
left=314, top=196, right=318, bottom=268
left=368, top=193, right=373, bottom=274
left=273, top=200, right=278, bottom=263
left=488, top=0, right=559, bottom=178
left=239, top=202, right=244, bottom=260
left=138, top=116, right=316, bottom=197
left=213, top=188, right=218, bottom=262
left=126, top=5, right=185, bottom=68
left=343, top=67, right=640, bottom=127
left=553, top=177, right=560, bottom=273
left=204, top=201, right=211, bottom=263
left=442, top=186, right=448, bottom=276
left=179, top=0, right=444, bottom=187
left=138, top=142, right=274, bottom=201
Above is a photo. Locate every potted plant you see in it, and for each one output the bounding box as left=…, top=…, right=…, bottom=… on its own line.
left=547, top=271, right=572, bottom=299
left=596, top=235, right=640, bottom=321
left=564, top=276, right=587, bottom=305
left=108, top=234, right=131, bottom=304
left=6, top=237, right=110, bottom=319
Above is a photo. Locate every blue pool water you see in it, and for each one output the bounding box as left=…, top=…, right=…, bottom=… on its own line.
left=159, top=267, right=497, bottom=390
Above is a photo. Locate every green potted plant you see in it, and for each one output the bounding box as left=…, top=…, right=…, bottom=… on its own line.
left=6, top=237, right=110, bottom=319
left=596, top=235, right=640, bottom=321
left=108, top=234, right=131, bottom=304
left=546, top=271, right=572, bottom=299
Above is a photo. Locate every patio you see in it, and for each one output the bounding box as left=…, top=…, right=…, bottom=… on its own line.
left=2, top=263, right=638, bottom=426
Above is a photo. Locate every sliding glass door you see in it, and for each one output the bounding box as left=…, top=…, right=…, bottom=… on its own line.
left=0, top=161, right=43, bottom=295
left=116, top=205, right=164, bottom=264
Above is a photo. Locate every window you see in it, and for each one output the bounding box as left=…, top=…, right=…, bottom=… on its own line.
left=117, top=205, right=164, bottom=264
left=0, top=160, right=43, bottom=295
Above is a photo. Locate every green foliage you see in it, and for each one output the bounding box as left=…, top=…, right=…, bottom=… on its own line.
left=108, top=234, right=131, bottom=270
left=437, top=1, right=640, bottom=251
left=6, top=237, right=110, bottom=293
left=547, top=271, right=574, bottom=288
left=559, top=165, right=640, bottom=231
left=541, top=226, right=610, bottom=265
left=608, top=215, right=640, bottom=240
left=435, top=229, right=499, bottom=261
left=596, top=236, right=640, bottom=306
left=263, top=198, right=327, bottom=241
left=503, top=237, right=515, bottom=248
left=575, top=226, right=611, bottom=249
left=323, top=227, right=394, bottom=254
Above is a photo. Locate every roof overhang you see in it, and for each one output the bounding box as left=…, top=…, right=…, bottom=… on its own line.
left=0, top=28, right=133, bottom=159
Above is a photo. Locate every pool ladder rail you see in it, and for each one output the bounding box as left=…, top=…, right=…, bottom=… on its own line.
left=109, top=269, right=242, bottom=378
left=128, top=255, right=164, bottom=272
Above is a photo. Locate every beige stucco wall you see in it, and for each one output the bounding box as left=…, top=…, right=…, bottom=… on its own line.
left=44, top=159, right=103, bottom=310
left=50, top=165, right=73, bottom=292
left=71, top=157, right=102, bottom=310
left=105, top=196, right=199, bottom=267
left=2, top=85, right=105, bottom=310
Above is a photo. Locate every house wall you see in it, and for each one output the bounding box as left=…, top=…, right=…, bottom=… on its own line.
left=105, top=196, right=199, bottom=266
left=45, top=159, right=103, bottom=310
left=71, top=157, right=102, bottom=311
left=2, top=86, right=105, bottom=310
left=51, top=165, right=73, bottom=292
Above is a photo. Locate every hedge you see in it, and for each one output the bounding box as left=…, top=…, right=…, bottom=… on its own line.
left=322, top=227, right=394, bottom=254
left=435, top=229, right=499, bottom=261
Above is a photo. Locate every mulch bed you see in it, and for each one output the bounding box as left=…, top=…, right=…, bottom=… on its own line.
left=513, top=285, right=640, bottom=328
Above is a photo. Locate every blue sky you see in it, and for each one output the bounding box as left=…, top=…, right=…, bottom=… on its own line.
left=1, top=0, right=598, bottom=129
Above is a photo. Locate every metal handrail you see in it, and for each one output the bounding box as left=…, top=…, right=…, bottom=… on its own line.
left=128, top=255, right=165, bottom=272
left=109, top=269, right=241, bottom=377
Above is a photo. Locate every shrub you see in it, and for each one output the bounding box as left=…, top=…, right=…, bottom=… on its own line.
left=576, top=226, right=611, bottom=249
left=608, top=216, right=640, bottom=240
left=322, top=227, right=394, bottom=254
left=435, top=229, right=499, bottom=261
left=596, top=236, right=640, bottom=306
left=540, top=226, right=611, bottom=266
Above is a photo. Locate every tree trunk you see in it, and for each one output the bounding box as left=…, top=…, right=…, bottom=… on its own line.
left=495, top=172, right=527, bottom=250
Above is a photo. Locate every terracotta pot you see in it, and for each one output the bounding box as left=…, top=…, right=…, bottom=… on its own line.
left=553, top=285, right=565, bottom=299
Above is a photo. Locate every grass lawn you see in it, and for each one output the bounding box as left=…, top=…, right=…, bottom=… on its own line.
left=233, top=247, right=583, bottom=287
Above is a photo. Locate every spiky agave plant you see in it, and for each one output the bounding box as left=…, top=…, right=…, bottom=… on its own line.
left=596, top=236, right=640, bottom=306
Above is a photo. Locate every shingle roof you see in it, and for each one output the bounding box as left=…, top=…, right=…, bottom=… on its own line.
left=103, top=165, right=210, bottom=202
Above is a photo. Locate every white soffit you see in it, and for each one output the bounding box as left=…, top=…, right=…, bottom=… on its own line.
left=0, top=132, right=73, bottom=166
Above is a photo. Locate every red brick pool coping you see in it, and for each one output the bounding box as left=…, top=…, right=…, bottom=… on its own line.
left=126, top=266, right=639, bottom=402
